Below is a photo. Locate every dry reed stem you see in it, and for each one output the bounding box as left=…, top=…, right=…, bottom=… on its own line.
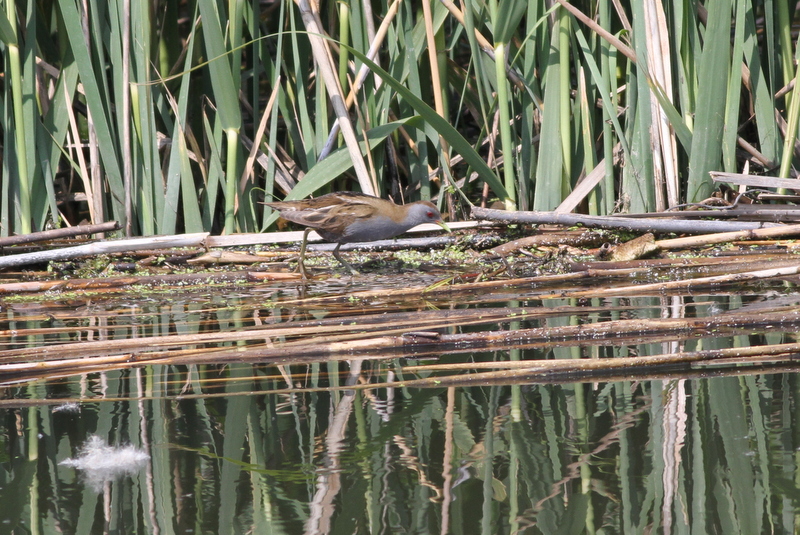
left=401, top=342, right=800, bottom=372
left=4, top=345, right=800, bottom=400
left=0, top=233, right=209, bottom=269
left=472, top=206, right=779, bottom=233
left=0, top=221, right=120, bottom=246
left=2, top=307, right=797, bottom=379
left=0, top=305, right=609, bottom=363
left=0, top=270, right=254, bottom=294
left=546, top=262, right=800, bottom=299
left=656, top=223, right=800, bottom=249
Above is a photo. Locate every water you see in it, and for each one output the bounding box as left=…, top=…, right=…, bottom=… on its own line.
left=3, top=368, right=798, bottom=534
left=1, top=268, right=800, bottom=534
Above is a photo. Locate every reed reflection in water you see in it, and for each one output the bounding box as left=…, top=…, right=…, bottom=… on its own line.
left=2, top=360, right=799, bottom=534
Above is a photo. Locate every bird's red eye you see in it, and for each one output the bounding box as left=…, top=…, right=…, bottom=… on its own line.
left=427, top=211, right=434, bottom=218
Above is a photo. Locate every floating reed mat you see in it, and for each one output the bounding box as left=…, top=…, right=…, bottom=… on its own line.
left=267, top=258, right=800, bottom=309
left=1, top=306, right=798, bottom=381
left=0, top=305, right=617, bottom=362
left=0, top=249, right=798, bottom=305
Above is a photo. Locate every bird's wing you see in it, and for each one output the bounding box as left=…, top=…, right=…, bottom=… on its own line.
left=265, top=192, right=385, bottom=234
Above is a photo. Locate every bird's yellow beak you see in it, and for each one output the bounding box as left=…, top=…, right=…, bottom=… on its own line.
left=437, top=220, right=452, bottom=233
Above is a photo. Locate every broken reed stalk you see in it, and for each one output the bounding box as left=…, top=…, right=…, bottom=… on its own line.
left=570, top=253, right=800, bottom=272
left=401, top=342, right=800, bottom=372
left=0, top=221, right=120, bottom=247
left=0, top=270, right=256, bottom=294
left=103, top=308, right=800, bottom=366
left=0, top=233, right=210, bottom=269
left=2, top=307, right=798, bottom=377
left=0, top=307, right=550, bottom=362
left=709, top=171, right=800, bottom=191
left=471, top=206, right=781, bottom=233
left=390, top=350, right=800, bottom=388
left=655, top=222, right=800, bottom=249
left=4, top=342, right=800, bottom=397
left=545, top=262, right=800, bottom=299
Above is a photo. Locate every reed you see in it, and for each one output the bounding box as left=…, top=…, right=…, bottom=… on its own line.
left=0, top=1, right=794, bottom=236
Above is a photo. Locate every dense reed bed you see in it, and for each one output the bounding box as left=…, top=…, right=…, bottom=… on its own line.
left=0, top=1, right=795, bottom=238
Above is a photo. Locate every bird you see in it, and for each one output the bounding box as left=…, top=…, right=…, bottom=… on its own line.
left=263, top=192, right=451, bottom=276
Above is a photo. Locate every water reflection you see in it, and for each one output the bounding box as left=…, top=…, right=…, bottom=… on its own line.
left=2, top=364, right=800, bottom=534
left=1, top=271, right=800, bottom=532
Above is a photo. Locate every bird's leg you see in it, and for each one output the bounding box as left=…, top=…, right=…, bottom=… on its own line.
left=332, top=243, right=360, bottom=275
left=296, top=227, right=312, bottom=279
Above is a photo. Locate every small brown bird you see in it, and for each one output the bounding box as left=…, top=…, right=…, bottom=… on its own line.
left=263, top=192, right=451, bottom=276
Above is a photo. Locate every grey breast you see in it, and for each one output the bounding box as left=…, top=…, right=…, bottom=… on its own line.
left=340, top=215, right=411, bottom=243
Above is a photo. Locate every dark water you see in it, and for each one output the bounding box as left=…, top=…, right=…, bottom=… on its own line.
left=3, top=366, right=799, bottom=534
left=1, top=271, right=800, bottom=534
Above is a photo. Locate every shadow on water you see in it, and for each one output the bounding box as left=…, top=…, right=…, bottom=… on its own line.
left=1, top=261, right=800, bottom=533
